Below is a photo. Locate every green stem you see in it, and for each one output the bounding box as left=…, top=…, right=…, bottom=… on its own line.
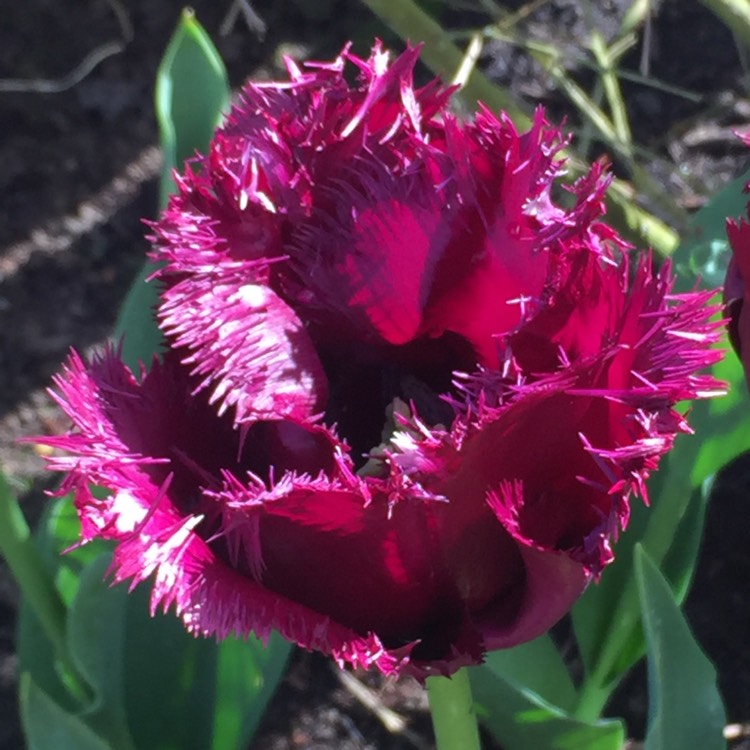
left=427, top=668, right=482, bottom=750
left=0, top=475, right=89, bottom=699
left=574, top=670, right=620, bottom=723
left=619, top=0, right=651, bottom=38
left=589, top=31, right=632, bottom=147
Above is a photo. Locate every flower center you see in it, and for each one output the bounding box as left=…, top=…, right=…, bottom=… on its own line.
left=318, top=331, right=475, bottom=465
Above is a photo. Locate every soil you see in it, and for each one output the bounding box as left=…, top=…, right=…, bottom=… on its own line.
left=1, top=1, right=750, bottom=748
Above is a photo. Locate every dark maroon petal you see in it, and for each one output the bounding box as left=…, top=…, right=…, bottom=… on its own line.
left=151, top=160, right=328, bottom=426
left=477, top=524, right=588, bottom=651
left=287, top=161, right=455, bottom=346
left=214, top=479, right=446, bottom=639
left=37, top=351, right=413, bottom=673
left=725, top=255, right=745, bottom=359
left=418, top=110, right=616, bottom=367
left=444, top=381, right=613, bottom=572
left=108, top=492, right=417, bottom=676
left=225, top=42, right=452, bottom=191
left=339, top=43, right=424, bottom=138
left=41, top=350, right=233, bottom=491
left=205, top=464, right=526, bottom=678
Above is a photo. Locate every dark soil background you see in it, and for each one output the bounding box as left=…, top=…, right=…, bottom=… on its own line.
left=1, top=1, right=750, bottom=748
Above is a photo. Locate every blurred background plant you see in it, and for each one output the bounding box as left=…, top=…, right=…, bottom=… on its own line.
left=2, top=1, right=750, bottom=749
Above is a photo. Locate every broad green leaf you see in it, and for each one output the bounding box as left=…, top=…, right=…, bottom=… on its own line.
left=155, top=8, right=230, bottom=204
left=20, top=674, right=112, bottom=750
left=604, top=477, right=712, bottom=681
left=573, top=472, right=713, bottom=684
left=66, top=555, right=137, bottom=750
left=674, top=169, right=750, bottom=291
left=470, top=660, right=625, bottom=750
left=17, top=497, right=110, bottom=713
left=114, top=263, right=163, bottom=372
left=209, top=630, right=290, bottom=749
left=122, top=582, right=291, bottom=750
left=17, top=597, right=75, bottom=713
left=0, top=473, right=61, bottom=614
left=572, top=488, right=650, bottom=681
left=686, top=352, right=750, bottom=486
left=122, top=585, right=215, bottom=750
left=635, top=546, right=726, bottom=750
left=0, top=473, right=72, bottom=711
left=478, top=634, right=577, bottom=713
left=116, top=9, right=230, bottom=370
left=660, top=477, right=713, bottom=604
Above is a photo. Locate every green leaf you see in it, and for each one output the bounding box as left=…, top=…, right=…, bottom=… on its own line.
left=470, top=660, right=625, bottom=750
left=114, top=263, right=163, bottom=373
left=115, top=9, right=230, bottom=370
left=660, top=477, right=712, bottom=604
left=685, top=351, right=750, bottom=487
left=16, top=497, right=110, bottom=713
left=122, top=583, right=291, bottom=750
left=606, top=476, right=712, bottom=680
left=0, top=473, right=84, bottom=708
left=66, top=554, right=137, bottom=750
left=573, top=471, right=713, bottom=685
left=155, top=8, right=230, bottom=205
left=635, top=545, right=726, bottom=750
left=209, top=630, right=290, bottom=749
left=122, top=586, right=214, bottom=750
left=674, top=169, right=750, bottom=292
left=17, top=597, right=76, bottom=713
left=572, top=492, right=650, bottom=681
left=478, top=635, right=577, bottom=713
left=19, top=674, right=112, bottom=750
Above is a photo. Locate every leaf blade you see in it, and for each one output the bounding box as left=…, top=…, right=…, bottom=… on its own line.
left=635, top=545, right=726, bottom=750
left=116, top=9, right=230, bottom=370
left=19, top=674, right=113, bottom=750
left=470, top=660, right=625, bottom=750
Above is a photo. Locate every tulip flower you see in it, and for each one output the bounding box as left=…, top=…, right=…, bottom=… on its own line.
left=39, top=42, right=723, bottom=680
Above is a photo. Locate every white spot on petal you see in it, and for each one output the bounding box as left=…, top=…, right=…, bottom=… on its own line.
left=231, top=284, right=269, bottom=309
left=110, top=491, right=148, bottom=534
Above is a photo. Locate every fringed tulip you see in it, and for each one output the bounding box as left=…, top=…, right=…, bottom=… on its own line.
left=39, top=43, right=724, bottom=680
